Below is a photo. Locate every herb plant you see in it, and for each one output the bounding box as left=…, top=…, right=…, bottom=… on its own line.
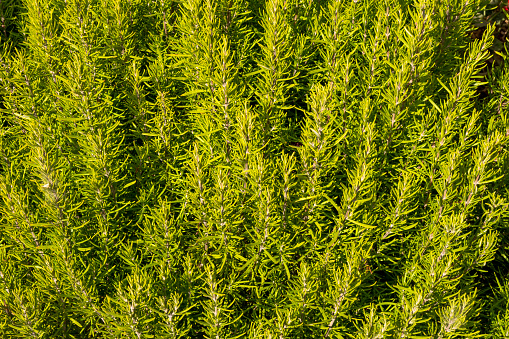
left=1, top=0, right=509, bottom=338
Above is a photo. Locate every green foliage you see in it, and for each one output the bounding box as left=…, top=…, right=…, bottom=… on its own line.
left=1, top=0, right=509, bottom=337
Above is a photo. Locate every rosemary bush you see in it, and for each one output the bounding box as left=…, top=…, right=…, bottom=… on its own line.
left=1, top=0, right=509, bottom=337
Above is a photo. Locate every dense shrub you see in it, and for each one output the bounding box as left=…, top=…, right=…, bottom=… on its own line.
left=1, top=0, right=509, bottom=337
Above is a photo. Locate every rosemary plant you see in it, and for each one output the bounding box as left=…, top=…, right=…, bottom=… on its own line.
left=0, top=0, right=509, bottom=337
